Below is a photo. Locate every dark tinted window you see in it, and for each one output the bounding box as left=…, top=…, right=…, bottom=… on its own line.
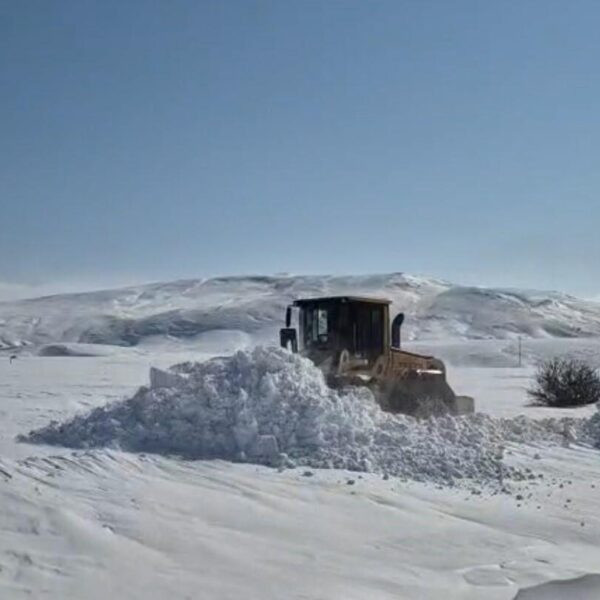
left=353, top=304, right=384, bottom=359
left=302, top=306, right=329, bottom=346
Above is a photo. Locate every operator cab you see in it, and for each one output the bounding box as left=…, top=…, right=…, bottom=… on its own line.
left=280, top=296, right=403, bottom=370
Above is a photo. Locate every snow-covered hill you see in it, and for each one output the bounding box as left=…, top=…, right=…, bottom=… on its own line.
left=1, top=273, right=600, bottom=352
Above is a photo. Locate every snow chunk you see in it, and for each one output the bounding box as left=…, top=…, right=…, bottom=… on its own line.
left=149, top=367, right=188, bottom=389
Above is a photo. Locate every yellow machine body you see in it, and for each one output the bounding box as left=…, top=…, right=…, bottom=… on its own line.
left=280, top=296, right=473, bottom=416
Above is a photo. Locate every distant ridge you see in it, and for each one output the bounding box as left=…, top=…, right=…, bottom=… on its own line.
left=1, top=273, right=600, bottom=350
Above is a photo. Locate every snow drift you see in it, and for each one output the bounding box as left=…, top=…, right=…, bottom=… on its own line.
left=36, top=343, right=117, bottom=357
left=20, top=347, right=593, bottom=487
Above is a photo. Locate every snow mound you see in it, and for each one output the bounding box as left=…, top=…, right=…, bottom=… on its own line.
left=20, top=347, right=590, bottom=486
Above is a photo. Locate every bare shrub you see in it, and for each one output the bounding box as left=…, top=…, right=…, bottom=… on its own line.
left=528, top=357, right=600, bottom=408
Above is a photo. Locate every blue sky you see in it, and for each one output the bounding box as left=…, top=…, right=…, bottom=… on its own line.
left=1, top=0, right=600, bottom=296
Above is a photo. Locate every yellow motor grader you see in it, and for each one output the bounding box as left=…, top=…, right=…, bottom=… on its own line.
left=280, top=296, right=474, bottom=416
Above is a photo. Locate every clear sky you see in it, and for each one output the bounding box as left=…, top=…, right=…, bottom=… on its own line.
left=2, top=0, right=600, bottom=296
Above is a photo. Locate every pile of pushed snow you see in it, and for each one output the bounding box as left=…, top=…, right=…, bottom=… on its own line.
left=20, top=347, right=590, bottom=486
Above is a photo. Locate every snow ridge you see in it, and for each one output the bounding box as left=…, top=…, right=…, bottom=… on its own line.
left=2, top=273, right=600, bottom=351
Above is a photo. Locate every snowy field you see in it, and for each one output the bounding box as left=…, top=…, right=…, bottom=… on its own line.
left=1, top=343, right=600, bottom=599
left=1, top=274, right=600, bottom=599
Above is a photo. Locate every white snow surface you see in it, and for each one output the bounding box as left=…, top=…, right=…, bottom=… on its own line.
left=3, top=344, right=600, bottom=599
left=21, top=347, right=600, bottom=488
left=516, top=574, right=600, bottom=599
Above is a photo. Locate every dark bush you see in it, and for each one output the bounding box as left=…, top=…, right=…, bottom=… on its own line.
left=528, top=357, right=600, bottom=408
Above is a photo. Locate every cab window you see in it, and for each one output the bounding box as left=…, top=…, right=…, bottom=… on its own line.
left=303, top=306, right=329, bottom=345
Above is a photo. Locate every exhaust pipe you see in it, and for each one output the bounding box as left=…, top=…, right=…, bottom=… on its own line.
left=391, top=312, right=404, bottom=349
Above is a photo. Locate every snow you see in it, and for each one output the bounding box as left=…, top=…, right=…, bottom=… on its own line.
left=36, top=343, right=121, bottom=357
left=19, top=346, right=598, bottom=489
left=516, top=574, right=600, bottom=599
left=2, top=273, right=600, bottom=352
left=2, top=274, right=600, bottom=598
left=2, top=350, right=600, bottom=598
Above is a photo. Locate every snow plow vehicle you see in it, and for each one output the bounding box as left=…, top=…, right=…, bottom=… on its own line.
left=280, top=296, right=474, bottom=416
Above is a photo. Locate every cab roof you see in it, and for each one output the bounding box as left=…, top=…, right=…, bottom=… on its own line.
left=293, top=296, right=391, bottom=306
